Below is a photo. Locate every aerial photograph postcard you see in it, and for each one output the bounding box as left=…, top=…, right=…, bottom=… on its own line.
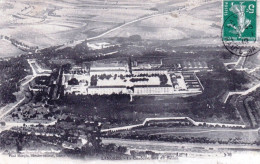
left=0, top=0, right=260, bottom=164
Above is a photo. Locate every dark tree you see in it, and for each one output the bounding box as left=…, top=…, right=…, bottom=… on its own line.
left=68, top=78, right=79, bottom=85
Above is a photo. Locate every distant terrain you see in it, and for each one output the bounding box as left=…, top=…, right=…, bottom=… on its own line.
left=0, top=0, right=230, bottom=58
left=1, top=0, right=259, bottom=58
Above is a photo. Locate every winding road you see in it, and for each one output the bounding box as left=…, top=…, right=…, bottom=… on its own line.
left=0, top=59, right=50, bottom=121
left=57, top=9, right=184, bottom=50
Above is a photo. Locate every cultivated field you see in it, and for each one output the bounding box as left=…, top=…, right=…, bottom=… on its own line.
left=0, top=0, right=159, bottom=49
left=0, top=0, right=232, bottom=54
left=1, top=0, right=259, bottom=54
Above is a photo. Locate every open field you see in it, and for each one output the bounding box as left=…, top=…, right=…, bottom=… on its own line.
left=105, top=4, right=221, bottom=42
left=0, top=40, right=23, bottom=58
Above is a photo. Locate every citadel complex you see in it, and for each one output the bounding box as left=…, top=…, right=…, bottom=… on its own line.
left=61, top=57, right=206, bottom=96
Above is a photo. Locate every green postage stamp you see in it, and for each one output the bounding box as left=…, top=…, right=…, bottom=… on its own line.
left=223, top=0, right=257, bottom=41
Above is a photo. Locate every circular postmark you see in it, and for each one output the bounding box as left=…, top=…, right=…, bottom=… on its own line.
left=222, top=14, right=260, bottom=57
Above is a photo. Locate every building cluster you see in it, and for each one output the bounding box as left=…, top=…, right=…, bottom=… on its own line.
left=29, top=76, right=50, bottom=92
left=28, top=58, right=204, bottom=97
left=63, top=58, right=203, bottom=96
